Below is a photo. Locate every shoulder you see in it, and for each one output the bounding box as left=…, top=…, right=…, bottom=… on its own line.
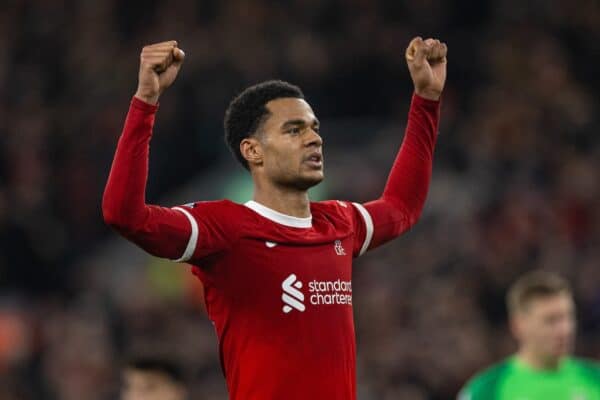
left=567, top=357, right=600, bottom=379
left=312, top=200, right=368, bottom=218
left=311, top=200, right=358, bottom=225
left=178, top=199, right=243, bottom=215
left=179, top=199, right=238, bottom=210
left=175, top=199, right=249, bottom=226
left=459, top=359, right=513, bottom=400
left=312, top=200, right=353, bottom=213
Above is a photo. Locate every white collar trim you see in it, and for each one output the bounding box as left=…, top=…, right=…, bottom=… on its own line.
left=244, top=200, right=312, bottom=228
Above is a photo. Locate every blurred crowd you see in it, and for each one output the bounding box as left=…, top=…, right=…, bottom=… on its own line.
left=1, top=0, right=599, bottom=399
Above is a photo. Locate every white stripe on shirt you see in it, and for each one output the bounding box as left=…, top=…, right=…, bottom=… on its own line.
left=352, top=203, right=374, bottom=256
left=172, top=206, right=198, bottom=262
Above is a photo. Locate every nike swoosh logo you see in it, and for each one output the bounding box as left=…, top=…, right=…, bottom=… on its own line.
left=265, top=241, right=278, bottom=248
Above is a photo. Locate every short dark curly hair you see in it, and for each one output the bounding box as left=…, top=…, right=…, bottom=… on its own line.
left=224, top=80, right=304, bottom=170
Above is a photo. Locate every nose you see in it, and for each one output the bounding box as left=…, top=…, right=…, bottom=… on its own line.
left=305, top=128, right=323, bottom=148
left=558, top=317, right=575, bottom=337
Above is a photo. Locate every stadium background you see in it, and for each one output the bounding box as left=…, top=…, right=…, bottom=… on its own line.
left=1, top=0, right=599, bottom=399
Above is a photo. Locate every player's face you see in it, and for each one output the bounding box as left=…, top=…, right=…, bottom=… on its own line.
left=257, top=98, right=323, bottom=190
left=121, top=370, right=186, bottom=400
left=516, top=293, right=576, bottom=360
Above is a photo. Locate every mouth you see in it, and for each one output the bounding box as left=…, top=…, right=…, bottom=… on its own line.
left=304, top=152, right=323, bottom=169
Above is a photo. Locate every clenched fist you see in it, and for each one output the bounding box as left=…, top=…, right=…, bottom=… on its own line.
left=134, top=40, right=185, bottom=105
left=406, top=37, right=447, bottom=101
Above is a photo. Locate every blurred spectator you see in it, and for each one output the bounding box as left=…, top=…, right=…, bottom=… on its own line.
left=121, top=357, right=187, bottom=400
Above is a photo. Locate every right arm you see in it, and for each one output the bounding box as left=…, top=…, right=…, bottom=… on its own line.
left=102, top=41, right=195, bottom=262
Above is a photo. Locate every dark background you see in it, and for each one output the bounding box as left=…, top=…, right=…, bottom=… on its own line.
left=0, top=0, right=599, bottom=398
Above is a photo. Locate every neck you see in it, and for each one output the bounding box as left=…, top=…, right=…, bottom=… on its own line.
left=516, top=348, right=562, bottom=370
left=252, top=181, right=311, bottom=218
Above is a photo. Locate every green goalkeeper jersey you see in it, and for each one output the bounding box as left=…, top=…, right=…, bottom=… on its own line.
left=459, top=356, right=600, bottom=400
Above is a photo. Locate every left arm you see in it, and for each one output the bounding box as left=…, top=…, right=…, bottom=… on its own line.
left=352, top=37, right=447, bottom=255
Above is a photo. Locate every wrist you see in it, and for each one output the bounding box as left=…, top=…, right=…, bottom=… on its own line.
left=414, top=88, right=441, bottom=101
left=134, top=90, right=159, bottom=105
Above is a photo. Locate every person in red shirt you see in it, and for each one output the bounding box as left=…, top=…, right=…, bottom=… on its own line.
left=103, top=37, right=447, bottom=400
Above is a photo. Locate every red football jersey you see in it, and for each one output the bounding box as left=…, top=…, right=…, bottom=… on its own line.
left=102, top=94, right=440, bottom=399
left=174, top=199, right=372, bottom=399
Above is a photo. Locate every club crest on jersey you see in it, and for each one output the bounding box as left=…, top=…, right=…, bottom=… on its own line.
left=334, top=240, right=346, bottom=256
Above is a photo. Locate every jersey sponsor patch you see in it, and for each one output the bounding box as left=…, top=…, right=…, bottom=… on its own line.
left=281, top=273, right=352, bottom=313
left=282, top=274, right=305, bottom=313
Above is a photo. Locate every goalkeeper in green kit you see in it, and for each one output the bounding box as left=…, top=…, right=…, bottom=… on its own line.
left=459, top=271, right=600, bottom=400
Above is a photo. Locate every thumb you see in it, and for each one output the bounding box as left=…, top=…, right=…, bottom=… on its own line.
left=157, top=48, right=185, bottom=92
left=407, top=37, right=427, bottom=66
left=173, top=47, right=185, bottom=61
left=172, top=47, right=185, bottom=67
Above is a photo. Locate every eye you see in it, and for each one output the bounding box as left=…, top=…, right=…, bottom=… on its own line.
left=288, top=126, right=301, bottom=134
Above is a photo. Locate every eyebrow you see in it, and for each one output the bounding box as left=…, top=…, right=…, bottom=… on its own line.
left=281, top=118, right=320, bottom=129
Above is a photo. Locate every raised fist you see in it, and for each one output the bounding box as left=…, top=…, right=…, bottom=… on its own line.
left=134, top=40, right=185, bottom=105
left=406, top=37, right=447, bottom=101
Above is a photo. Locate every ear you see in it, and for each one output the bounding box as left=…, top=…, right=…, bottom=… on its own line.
left=510, top=313, right=524, bottom=341
left=240, top=137, right=263, bottom=167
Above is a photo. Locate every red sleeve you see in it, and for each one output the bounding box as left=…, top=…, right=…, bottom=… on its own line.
left=102, top=97, right=236, bottom=263
left=351, top=93, right=440, bottom=256
left=172, top=200, right=240, bottom=263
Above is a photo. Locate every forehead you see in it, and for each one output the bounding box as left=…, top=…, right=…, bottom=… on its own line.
left=525, top=293, right=574, bottom=316
left=264, top=98, right=316, bottom=126
left=124, top=369, right=171, bottom=385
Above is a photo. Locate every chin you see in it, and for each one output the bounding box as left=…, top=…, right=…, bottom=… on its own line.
left=294, top=173, right=324, bottom=191
left=550, top=344, right=572, bottom=358
left=559, top=344, right=573, bottom=356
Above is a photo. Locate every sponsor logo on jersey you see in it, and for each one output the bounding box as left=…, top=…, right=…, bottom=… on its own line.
left=281, top=273, right=352, bottom=313
left=282, top=274, right=305, bottom=313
